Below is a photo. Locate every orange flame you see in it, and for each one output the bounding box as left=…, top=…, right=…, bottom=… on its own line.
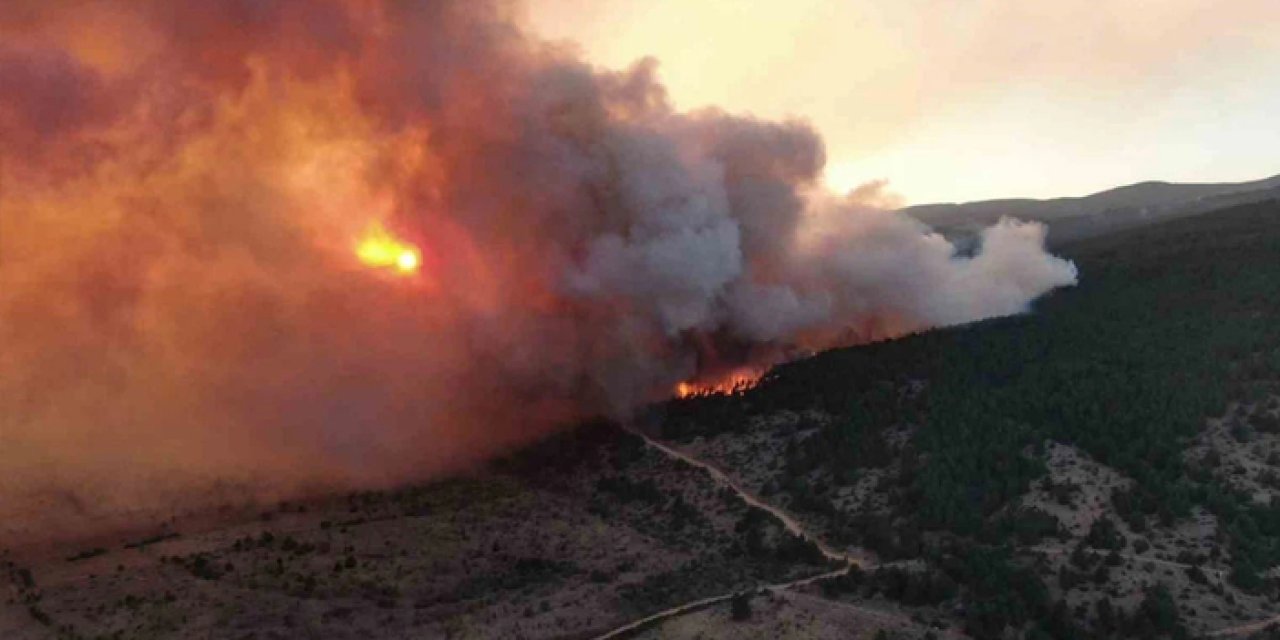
left=356, top=222, right=421, bottom=275
left=674, top=367, right=764, bottom=398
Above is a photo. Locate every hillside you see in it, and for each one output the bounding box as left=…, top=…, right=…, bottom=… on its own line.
left=5, top=197, right=1280, bottom=639
left=649, top=196, right=1280, bottom=637
left=903, top=175, right=1280, bottom=245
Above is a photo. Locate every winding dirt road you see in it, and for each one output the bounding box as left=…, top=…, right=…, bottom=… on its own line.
left=630, top=429, right=865, bottom=566
left=1210, top=614, right=1280, bottom=637
left=597, top=426, right=1280, bottom=639
left=593, top=566, right=852, bottom=640
left=591, top=428, right=877, bottom=640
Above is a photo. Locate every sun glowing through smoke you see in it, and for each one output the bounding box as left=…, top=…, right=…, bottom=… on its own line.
left=356, top=222, right=421, bottom=274
left=396, top=251, right=420, bottom=272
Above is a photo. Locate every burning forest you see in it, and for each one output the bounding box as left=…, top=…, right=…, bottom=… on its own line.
left=0, top=0, right=1076, bottom=544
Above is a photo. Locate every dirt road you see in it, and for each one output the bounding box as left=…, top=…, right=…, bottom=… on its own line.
left=592, top=428, right=888, bottom=640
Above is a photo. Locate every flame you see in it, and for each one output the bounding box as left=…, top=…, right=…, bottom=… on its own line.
left=356, top=222, right=422, bottom=275
left=674, top=367, right=764, bottom=398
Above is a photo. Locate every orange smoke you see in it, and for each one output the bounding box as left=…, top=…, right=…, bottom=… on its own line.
left=0, top=0, right=1076, bottom=546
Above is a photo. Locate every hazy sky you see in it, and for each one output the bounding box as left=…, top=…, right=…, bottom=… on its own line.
left=525, top=0, right=1280, bottom=204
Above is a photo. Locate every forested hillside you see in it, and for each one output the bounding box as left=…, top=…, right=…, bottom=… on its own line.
left=657, top=199, right=1280, bottom=638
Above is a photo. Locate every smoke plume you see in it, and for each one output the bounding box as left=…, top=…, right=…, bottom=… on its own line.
left=0, top=0, right=1076, bottom=544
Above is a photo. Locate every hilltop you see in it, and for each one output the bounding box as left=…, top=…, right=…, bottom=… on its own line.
left=903, top=174, right=1280, bottom=245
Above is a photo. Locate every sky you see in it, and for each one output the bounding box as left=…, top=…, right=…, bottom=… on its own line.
left=524, top=0, right=1280, bottom=205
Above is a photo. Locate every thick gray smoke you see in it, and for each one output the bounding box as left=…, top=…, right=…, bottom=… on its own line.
left=0, top=0, right=1076, bottom=546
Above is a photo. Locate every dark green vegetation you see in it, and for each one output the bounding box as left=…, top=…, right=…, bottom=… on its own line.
left=659, top=199, right=1280, bottom=637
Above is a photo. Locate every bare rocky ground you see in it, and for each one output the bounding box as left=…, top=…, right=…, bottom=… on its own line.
left=7, top=396, right=1280, bottom=640
left=1024, top=442, right=1273, bottom=632
left=0, top=426, right=833, bottom=640
left=663, top=401, right=1280, bottom=638
left=1187, top=397, right=1280, bottom=507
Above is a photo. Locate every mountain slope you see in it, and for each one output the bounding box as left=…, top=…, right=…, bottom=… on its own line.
left=5, top=197, right=1280, bottom=640
left=903, top=174, right=1280, bottom=244
left=651, top=196, right=1280, bottom=637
